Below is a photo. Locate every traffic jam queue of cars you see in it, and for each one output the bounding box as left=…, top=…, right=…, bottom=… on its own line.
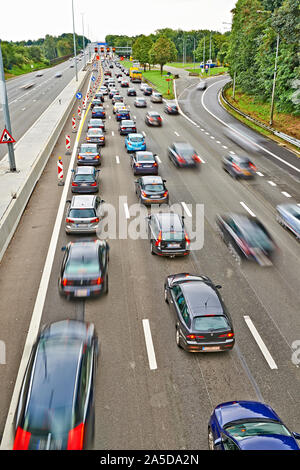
left=12, top=58, right=300, bottom=451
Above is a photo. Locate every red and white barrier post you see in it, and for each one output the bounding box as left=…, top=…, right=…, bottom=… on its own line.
left=77, top=105, right=81, bottom=118
left=65, top=135, right=71, bottom=155
left=57, top=156, right=64, bottom=186
left=72, top=114, right=76, bottom=133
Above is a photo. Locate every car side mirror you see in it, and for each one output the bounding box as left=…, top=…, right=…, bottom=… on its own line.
left=163, top=179, right=166, bottom=183
left=66, top=200, right=71, bottom=204
left=216, top=285, right=222, bottom=289
left=292, top=432, right=300, bottom=440
left=71, top=169, right=74, bottom=173
left=61, top=246, right=66, bottom=251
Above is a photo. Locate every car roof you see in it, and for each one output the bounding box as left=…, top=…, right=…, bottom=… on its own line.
left=136, top=151, right=153, bottom=157
left=173, top=142, right=194, bottom=149
left=70, top=195, right=96, bottom=208
left=154, top=212, right=183, bottom=232
left=75, top=166, right=95, bottom=174
left=215, top=401, right=282, bottom=428
left=121, top=120, right=134, bottom=124
left=180, top=281, right=223, bottom=316
left=81, top=142, right=97, bottom=148
left=148, top=111, right=160, bottom=116
left=89, top=118, right=103, bottom=123
left=129, top=133, right=143, bottom=138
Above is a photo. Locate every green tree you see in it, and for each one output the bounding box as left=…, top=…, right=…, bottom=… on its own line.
left=149, top=36, right=177, bottom=74
left=43, top=35, right=57, bottom=60
left=132, top=35, right=153, bottom=71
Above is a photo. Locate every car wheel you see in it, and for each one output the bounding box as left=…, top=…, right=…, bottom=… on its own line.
left=208, top=428, right=215, bottom=450
left=228, top=242, right=242, bottom=266
left=175, top=327, right=182, bottom=349
left=164, top=285, right=169, bottom=303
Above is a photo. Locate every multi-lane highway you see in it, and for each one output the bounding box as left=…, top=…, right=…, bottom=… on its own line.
left=0, top=59, right=300, bottom=450
left=0, top=54, right=87, bottom=161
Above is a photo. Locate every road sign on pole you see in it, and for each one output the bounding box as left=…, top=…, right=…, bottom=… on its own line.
left=76, top=92, right=82, bottom=100
left=0, top=128, right=15, bottom=144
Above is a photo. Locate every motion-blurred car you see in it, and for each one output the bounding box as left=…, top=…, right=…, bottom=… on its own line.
left=131, top=151, right=158, bottom=175
left=59, top=240, right=109, bottom=298
left=208, top=401, right=300, bottom=450
left=13, top=320, right=98, bottom=450
left=134, top=97, right=147, bottom=108
left=216, top=213, right=276, bottom=266
left=135, top=175, right=168, bottom=205
left=77, top=143, right=101, bottom=166
left=276, top=203, right=300, bottom=241
left=151, top=92, right=163, bottom=103
left=168, top=142, right=201, bottom=167
left=35, top=71, right=44, bottom=77
left=65, top=195, right=104, bottom=234
left=127, top=88, right=137, bottom=96
left=119, top=119, right=137, bottom=135
left=92, top=106, right=106, bottom=119
left=125, top=133, right=146, bottom=152
left=145, top=111, right=162, bottom=126
left=86, top=128, right=105, bottom=147
left=55, top=72, right=63, bottom=78
left=71, top=167, right=100, bottom=193
left=196, top=80, right=207, bottom=90
left=148, top=213, right=189, bottom=257
left=164, top=102, right=179, bottom=114
left=164, top=273, right=235, bottom=351
left=222, top=154, right=257, bottom=179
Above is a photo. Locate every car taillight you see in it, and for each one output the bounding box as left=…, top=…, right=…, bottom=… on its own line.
left=239, top=238, right=250, bottom=255
left=232, top=162, right=241, bottom=172
left=218, top=332, right=234, bottom=338
left=141, top=190, right=147, bottom=197
left=186, top=334, right=205, bottom=340
left=67, top=423, right=84, bottom=450
left=155, top=231, right=162, bottom=246
left=178, top=156, right=185, bottom=163
left=77, top=156, right=83, bottom=160
left=72, top=182, right=78, bottom=186
left=193, top=154, right=201, bottom=163
left=249, top=162, right=257, bottom=171
left=163, top=191, right=168, bottom=197
left=90, top=218, right=99, bottom=224
left=136, top=163, right=141, bottom=167
left=86, top=137, right=90, bottom=140
left=153, top=162, right=158, bottom=167
left=185, top=232, right=190, bottom=245
left=13, top=427, right=31, bottom=450
left=62, top=278, right=73, bottom=286
left=90, top=182, right=97, bottom=186
left=66, top=218, right=74, bottom=223
left=90, top=277, right=103, bottom=285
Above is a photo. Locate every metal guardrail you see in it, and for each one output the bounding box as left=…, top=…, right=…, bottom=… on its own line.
left=221, top=81, right=300, bottom=149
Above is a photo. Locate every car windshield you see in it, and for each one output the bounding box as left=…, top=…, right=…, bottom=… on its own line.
left=177, top=146, right=194, bottom=157
left=225, top=421, right=292, bottom=441
left=137, top=155, right=154, bottom=162
left=124, top=122, right=134, bottom=127
left=130, top=136, right=143, bottom=142
left=69, top=209, right=96, bottom=218
left=89, top=129, right=102, bottom=135
left=144, top=184, right=164, bottom=192
left=289, top=208, right=300, bottom=220
left=193, top=316, right=229, bottom=332
left=80, top=145, right=97, bottom=153
left=243, top=223, right=272, bottom=248
left=74, top=175, right=95, bottom=182
left=162, top=231, right=184, bottom=241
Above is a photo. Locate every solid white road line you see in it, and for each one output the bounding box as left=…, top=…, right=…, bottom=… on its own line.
left=244, top=316, right=278, bottom=370
left=142, top=319, right=158, bottom=370
left=116, top=156, right=120, bottom=164
left=181, top=202, right=192, bottom=217
left=0, top=72, right=95, bottom=450
left=240, top=201, right=256, bottom=217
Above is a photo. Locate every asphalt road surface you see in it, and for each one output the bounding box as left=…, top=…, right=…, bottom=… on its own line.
left=0, top=61, right=299, bottom=450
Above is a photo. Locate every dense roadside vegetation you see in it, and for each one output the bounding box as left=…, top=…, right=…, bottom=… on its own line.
left=1, top=33, right=90, bottom=78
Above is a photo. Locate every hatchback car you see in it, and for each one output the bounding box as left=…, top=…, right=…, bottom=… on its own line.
left=121, top=80, right=129, bottom=87
left=197, top=80, right=207, bottom=90
left=109, top=88, right=118, bottom=99
left=151, top=92, right=163, bottom=103
left=131, top=151, right=158, bottom=175
left=222, top=154, right=257, bottom=179
left=71, top=167, right=100, bottom=193
left=59, top=240, right=109, bottom=298
left=13, top=320, right=98, bottom=450
left=164, top=102, right=179, bottom=114
left=116, top=108, right=130, bottom=121
left=168, top=142, right=201, bottom=168
left=134, top=97, right=147, bottom=108
left=77, top=143, right=101, bottom=166
left=135, top=175, right=168, bottom=205
left=276, top=203, right=300, bottom=241
left=113, top=103, right=126, bottom=114
left=87, top=118, right=105, bottom=133
left=125, top=133, right=146, bottom=152
left=94, top=93, right=104, bottom=103
left=92, top=106, right=106, bottom=119
left=112, top=95, right=124, bottom=105
left=86, top=128, right=105, bottom=147
left=91, top=98, right=102, bottom=109
left=143, top=86, right=153, bottom=96
left=119, top=119, right=137, bottom=135
left=216, top=213, right=276, bottom=266
left=145, top=111, right=162, bottom=126
left=65, top=195, right=104, bottom=234
left=127, top=88, right=137, bottom=96
left=148, top=212, right=189, bottom=257
left=208, top=401, right=300, bottom=450
left=164, top=273, right=235, bottom=351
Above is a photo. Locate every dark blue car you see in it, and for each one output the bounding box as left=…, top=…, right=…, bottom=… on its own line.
left=208, top=401, right=300, bottom=450
left=92, top=106, right=106, bottom=119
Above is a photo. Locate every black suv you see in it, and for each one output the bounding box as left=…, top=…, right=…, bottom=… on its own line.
left=164, top=273, right=235, bottom=352
left=147, top=212, right=189, bottom=257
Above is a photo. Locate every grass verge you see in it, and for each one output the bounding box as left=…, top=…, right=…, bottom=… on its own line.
left=142, top=70, right=174, bottom=100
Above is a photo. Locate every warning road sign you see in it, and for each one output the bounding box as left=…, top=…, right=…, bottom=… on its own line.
left=0, top=128, right=15, bottom=144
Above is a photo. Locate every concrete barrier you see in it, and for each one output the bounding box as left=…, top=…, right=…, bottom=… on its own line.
left=0, top=70, right=89, bottom=262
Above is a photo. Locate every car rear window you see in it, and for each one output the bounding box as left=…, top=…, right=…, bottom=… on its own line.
left=65, top=253, right=99, bottom=274
left=80, top=145, right=97, bottom=153
left=193, top=315, right=229, bottom=332
left=74, top=175, right=95, bottom=182
left=144, top=184, right=164, bottom=192
left=130, top=136, right=143, bottom=142
left=161, top=231, right=184, bottom=241
left=137, top=155, right=155, bottom=161
left=69, top=209, right=96, bottom=218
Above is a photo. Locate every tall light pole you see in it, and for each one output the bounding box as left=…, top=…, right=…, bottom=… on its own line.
left=72, top=0, right=78, bottom=81
left=81, top=13, right=86, bottom=68
left=209, top=33, right=212, bottom=77
left=203, top=36, right=205, bottom=77
left=0, top=41, right=16, bottom=172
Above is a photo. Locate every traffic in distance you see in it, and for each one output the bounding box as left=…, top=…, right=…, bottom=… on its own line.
left=9, top=53, right=300, bottom=451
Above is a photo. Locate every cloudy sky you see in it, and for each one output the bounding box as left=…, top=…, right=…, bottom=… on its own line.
left=1, top=0, right=237, bottom=42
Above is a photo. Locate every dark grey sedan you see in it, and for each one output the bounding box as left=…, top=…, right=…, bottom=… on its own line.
left=86, top=128, right=105, bottom=147
left=131, top=151, right=158, bottom=175
left=222, top=154, right=257, bottom=179
left=71, top=166, right=100, bottom=193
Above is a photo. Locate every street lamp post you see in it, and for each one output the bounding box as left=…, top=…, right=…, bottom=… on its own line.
left=72, top=0, right=78, bottom=82
left=81, top=13, right=86, bottom=68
